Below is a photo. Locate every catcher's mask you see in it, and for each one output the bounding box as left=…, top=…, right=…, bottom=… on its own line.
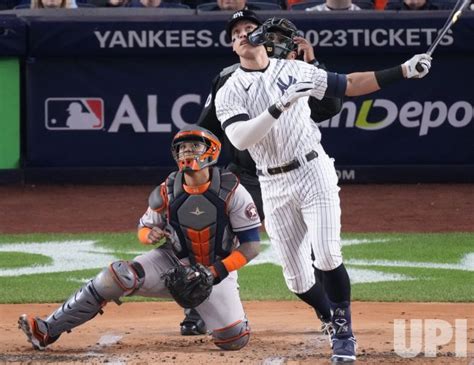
left=249, top=17, right=304, bottom=59
left=171, top=126, right=221, bottom=172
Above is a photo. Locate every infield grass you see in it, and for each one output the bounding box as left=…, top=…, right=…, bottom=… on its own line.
left=0, top=232, right=472, bottom=303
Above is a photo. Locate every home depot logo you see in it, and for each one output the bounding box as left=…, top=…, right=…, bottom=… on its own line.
left=320, top=99, right=473, bottom=136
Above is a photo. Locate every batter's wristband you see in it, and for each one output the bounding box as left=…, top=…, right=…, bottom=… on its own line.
left=213, top=261, right=229, bottom=282
left=268, top=104, right=283, bottom=119
left=374, top=65, right=404, bottom=88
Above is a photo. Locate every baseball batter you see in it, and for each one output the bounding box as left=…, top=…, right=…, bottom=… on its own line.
left=215, top=10, right=432, bottom=363
left=18, top=126, right=261, bottom=351
left=197, top=13, right=344, bottom=337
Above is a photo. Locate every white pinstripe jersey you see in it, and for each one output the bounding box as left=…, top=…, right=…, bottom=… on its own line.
left=215, top=58, right=328, bottom=169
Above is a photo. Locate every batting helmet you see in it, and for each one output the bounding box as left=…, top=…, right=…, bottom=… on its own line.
left=171, top=126, right=221, bottom=172
left=262, top=17, right=304, bottom=59
left=225, top=10, right=262, bottom=42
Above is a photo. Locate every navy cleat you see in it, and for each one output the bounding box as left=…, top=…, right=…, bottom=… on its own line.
left=330, top=304, right=357, bottom=363
left=331, top=335, right=357, bottom=363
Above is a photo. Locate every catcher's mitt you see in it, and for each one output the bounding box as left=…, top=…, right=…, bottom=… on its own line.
left=162, top=263, right=214, bottom=308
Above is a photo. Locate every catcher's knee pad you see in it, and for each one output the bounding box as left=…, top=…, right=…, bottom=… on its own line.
left=212, top=319, right=250, bottom=351
left=93, top=260, right=145, bottom=300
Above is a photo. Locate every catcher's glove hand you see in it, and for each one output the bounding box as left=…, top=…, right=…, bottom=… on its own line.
left=162, top=263, right=214, bottom=309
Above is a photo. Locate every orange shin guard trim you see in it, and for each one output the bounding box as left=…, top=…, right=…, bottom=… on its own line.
left=31, top=318, right=46, bottom=340
left=212, top=319, right=251, bottom=350
left=222, top=251, right=248, bottom=273
left=213, top=319, right=242, bottom=333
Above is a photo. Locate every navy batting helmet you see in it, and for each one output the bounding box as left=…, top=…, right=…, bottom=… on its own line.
left=225, top=10, right=262, bottom=42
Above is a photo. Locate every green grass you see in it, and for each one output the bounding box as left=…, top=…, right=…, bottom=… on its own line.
left=0, top=252, right=52, bottom=268
left=341, top=232, right=473, bottom=263
left=238, top=264, right=295, bottom=301
left=0, top=232, right=142, bottom=249
left=0, top=232, right=472, bottom=304
left=348, top=266, right=474, bottom=302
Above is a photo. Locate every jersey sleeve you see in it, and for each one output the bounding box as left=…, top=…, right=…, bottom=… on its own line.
left=138, top=206, right=166, bottom=229
left=307, top=63, right=329, bottom=100
left=227, top=184, right=261, bottom=232
left=305, top=62, right=347, bottom=100
left=215, top=80, right=250, bottom=130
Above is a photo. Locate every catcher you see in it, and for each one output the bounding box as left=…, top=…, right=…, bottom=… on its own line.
left=18, top=126, right=261, bottom=351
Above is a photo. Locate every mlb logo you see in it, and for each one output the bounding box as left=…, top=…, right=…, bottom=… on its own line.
left=45, top=98, right=104, bottom=130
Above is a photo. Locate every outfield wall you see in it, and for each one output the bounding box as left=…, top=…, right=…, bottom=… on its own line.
left=0, top=10, right=473, bottom=183
left=0, top=58, right=20, bottom=169
left=0, top=15, right=24, bottom=182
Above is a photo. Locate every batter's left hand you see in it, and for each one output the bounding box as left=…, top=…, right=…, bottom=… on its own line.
left=293, top=36, right=315, bottom=64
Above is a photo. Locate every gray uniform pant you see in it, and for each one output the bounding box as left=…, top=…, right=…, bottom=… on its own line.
left=133, top=246, right=246, bottom=331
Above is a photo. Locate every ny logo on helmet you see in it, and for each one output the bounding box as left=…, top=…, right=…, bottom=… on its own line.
left=277, top=76, right=297, bottom=94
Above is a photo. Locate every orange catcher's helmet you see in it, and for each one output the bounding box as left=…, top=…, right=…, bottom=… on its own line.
left=171, top=126, right=221, bottom=172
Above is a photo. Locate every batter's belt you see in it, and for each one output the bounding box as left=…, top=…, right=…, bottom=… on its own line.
left=256, top=150, right=318, bottom=176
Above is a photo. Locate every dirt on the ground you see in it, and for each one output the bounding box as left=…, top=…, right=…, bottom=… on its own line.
left=0, top=183, right=472, bottom=364
left=0, top=302, right=473, bottom=364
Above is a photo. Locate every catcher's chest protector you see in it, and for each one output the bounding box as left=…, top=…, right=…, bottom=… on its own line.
left=166, top=167, right=238, bottom=265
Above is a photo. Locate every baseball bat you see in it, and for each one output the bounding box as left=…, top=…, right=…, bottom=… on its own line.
left=415, top=0, right=471, bottom=72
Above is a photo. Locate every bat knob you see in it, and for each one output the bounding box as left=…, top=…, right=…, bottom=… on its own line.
left=415, top=63, right=425, bottom=72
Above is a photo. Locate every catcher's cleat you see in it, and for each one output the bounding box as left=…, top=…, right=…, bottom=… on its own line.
left=18, top=314, right=59, bottom=351
left=180, top=308, right=207, bottom=336
left=331, top=336, right=357, bottom=363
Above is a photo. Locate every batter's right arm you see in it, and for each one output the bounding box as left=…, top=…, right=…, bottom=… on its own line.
left=219, top=82, right=314, bottom=151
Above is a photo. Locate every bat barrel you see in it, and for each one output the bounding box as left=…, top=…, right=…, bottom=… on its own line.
left=414, top=0, right=470, bottom=72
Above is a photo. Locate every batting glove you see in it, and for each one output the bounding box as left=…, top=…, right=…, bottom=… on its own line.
left=275, top=81, right=314, bottom=112
left=403, top=53, right=432, bottom=79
